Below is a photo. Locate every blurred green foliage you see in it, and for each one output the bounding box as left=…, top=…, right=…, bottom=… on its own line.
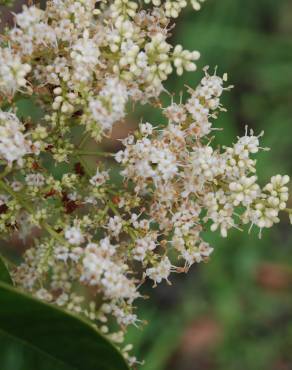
left=0, top=0, right=13, bottom=7
left=0, top=0, right=292, bottom=369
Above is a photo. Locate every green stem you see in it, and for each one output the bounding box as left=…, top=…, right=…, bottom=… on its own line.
left=127, top=227, right=138, bottom=241
left=75, top=154, right=94, bottom=178
left=75, top=150, right=114, bottom=158
left=0, top=167, right=11, bottom=180
left=77, top=131, right=91, bottom=149
left=0, top=180, right=67, bottom=245
left=108, top=201, right=120, bottom=216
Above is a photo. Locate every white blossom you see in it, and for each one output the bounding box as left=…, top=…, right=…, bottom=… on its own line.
left=65, top=226, right=84, bottom=245
left=146, top=256, right=172, bottom=285
left=0, top=111, right=33, bottom=166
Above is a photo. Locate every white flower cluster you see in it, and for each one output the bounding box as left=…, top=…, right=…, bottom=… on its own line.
left=118, top=135, right=179, bottom=183
left=81, top=238, right=138, bottom=302
left=0, top=0, right=201, bottom=141
left=0, top=111, right=35, bottom=166
left=88, top=78, right=129, bottom=133
left=117, top=70, right=290, bottom=245
left=0, top=48, right=31, bottom=95
left=144, top=0, right=206, bottom=17
left=0, top=0, right=290, bottom=366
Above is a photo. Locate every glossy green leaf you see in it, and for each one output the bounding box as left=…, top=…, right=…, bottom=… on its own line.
left=0, top=255, right=13, bottom=285
left=0, top=282, right=129, bottom=370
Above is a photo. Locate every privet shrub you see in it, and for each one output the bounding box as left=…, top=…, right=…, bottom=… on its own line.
left=0, top=0, right=290, bottom=365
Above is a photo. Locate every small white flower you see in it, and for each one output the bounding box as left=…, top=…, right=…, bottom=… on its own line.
left=89, top=169, right=109, bottom=186
left=107, top=216, right=123, bottom=238
left=146, top=256, right=172, bottom=285
left=0, top=48, right=31, bottom=95
left=65, top=226, right=84, bottom=245
left=25, top=173, right=45, bottom=187
left=0, top=111, right=33, bottom=166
